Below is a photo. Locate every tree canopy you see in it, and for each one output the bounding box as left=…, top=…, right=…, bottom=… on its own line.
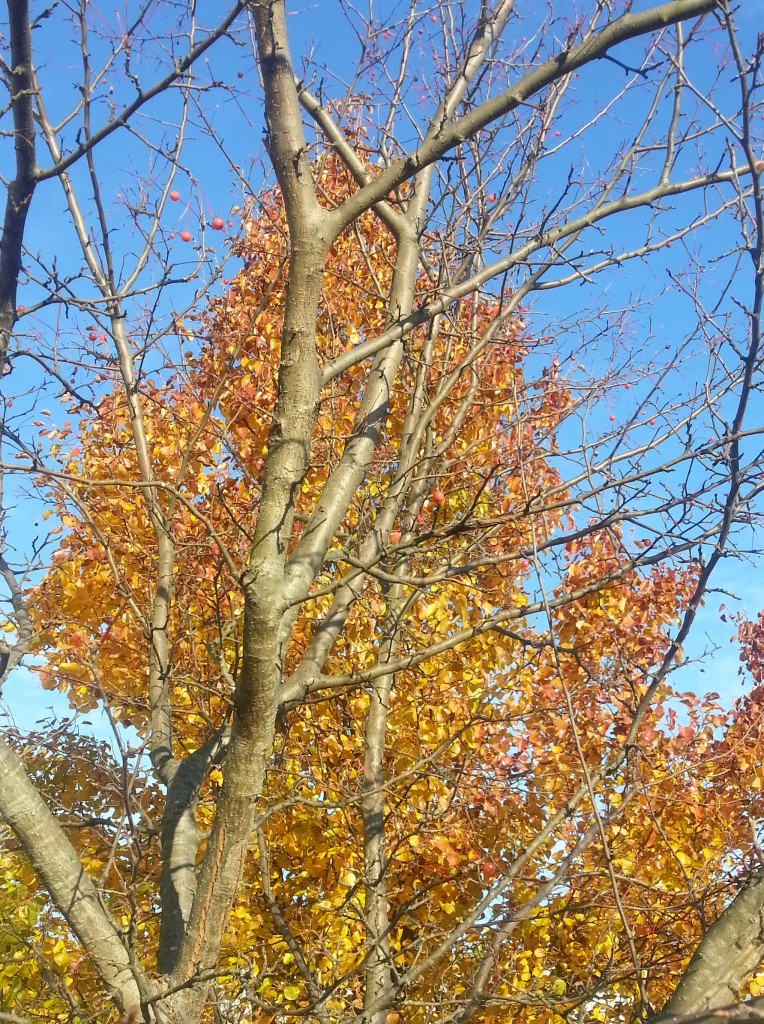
left=1, top=3, right=764, bottom=1024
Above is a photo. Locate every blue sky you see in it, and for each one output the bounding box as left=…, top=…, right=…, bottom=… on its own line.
left=2, top=0, right=764, bottom=740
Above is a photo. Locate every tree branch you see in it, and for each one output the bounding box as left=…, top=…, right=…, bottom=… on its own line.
left=0, top=0, right=38, bottom=367
left=663, top=873, right=764, bottom=1016
left=330, top=0, right=720, bottom=233
left=0, top=737, right=145, bottom=1014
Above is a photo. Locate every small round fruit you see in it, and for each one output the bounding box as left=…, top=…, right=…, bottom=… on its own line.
left=180, top=230, right=192, bottom=243
left=431, top=489, right=445, bottom=504
left=211, top=217, right=225, bottom=230
left=87, top=332, right=97, bottom=341
left=169, top=190, right=180, bottom=201
left=649, top=418, right=656, bottom=426
left=389, top=531, right=401, bottom=544
left=486, top=193, right=496, bottom=202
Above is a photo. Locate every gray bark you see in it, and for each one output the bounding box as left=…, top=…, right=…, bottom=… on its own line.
left=158, top=731, right=229, bottom=975
left=661, top=876, right=764, bottom=1015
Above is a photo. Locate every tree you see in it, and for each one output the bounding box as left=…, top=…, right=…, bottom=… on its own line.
left=0, top=2, right=763, bottom=1023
